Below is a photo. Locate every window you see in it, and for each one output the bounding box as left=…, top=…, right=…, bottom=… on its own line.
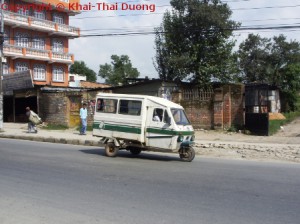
left=119, top=100, right=142, bottom=116
left=33, top=64, right=46, bottom=80
left=171, top=109, right=190, bottom=125
left=15, top=33, right=29, bottom=47
left=96, top=98, right=117, bottom=114
left=3, top=63, right=9, bottom=75
left=32, top=37, right=45, bottom=50
left=34, top=10, right=46, bottom=20
left=153, top=108, right=163, bottom=122
left=53, top=13, right=64, bottom=24
left=152, top=108, right=171, bottom=123
left=163, top=110, right=171, bottom=124
left=69, top=76, right=75, bottom=81
left=52, top=39, right=64, bottom=53
left=17, top=5, right=29, bottom=16
left=15, top=62, right=29, bottom=72
left=4, top=29, right=9, bottom=44
left=52, top=66, right=64, bottom=82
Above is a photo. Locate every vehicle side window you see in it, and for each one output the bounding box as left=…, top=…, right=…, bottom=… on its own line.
left=119, top=100, right=142, bottom=116
left=163, top=110, right=171, bottom=124
left=96, top=98, right=117, bottom=113
left=152, top=108, right=163, bottom=122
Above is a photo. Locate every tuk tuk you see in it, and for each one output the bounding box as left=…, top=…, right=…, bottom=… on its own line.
left=92, top=93, right=195, bottom=162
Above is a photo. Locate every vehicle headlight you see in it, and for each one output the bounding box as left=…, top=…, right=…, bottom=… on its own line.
left=177, top=135, right=184, bottom=142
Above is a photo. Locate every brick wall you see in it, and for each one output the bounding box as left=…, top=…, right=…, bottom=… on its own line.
left=177, top=84, right=244, bottom=130
left=39, top=92, right=69, bottom=126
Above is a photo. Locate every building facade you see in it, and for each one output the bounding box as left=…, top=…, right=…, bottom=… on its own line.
left=2, top=0, right=81, bottom=123
left=2, top=0, right=80, bottom=87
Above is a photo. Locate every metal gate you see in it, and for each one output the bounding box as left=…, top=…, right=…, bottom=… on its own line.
left=245, top=113, right=269, bottom=136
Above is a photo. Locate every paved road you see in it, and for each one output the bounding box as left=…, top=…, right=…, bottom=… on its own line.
left=0, top=139, right=300, bottom=224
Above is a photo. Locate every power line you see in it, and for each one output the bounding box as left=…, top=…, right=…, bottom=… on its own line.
left=71, top=3, right=300, bottom=20
left=76, top=24, right=300, bottom=38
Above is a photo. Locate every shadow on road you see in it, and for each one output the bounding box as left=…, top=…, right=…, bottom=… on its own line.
left=79, top=149, right=182, bottom=162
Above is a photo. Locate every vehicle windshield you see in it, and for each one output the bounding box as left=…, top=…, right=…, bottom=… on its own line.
left=171, top=108, right=190, bottom=125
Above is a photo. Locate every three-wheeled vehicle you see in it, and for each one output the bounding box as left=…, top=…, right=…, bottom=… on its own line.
left=93, top=93, right=195, bottom=162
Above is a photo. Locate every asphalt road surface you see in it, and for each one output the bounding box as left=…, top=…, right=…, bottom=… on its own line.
left=0, top=139, right=300, bottom=224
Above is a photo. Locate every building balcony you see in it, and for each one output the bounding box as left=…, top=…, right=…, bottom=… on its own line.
left=3, top=10, right=80, bottom=38
left=3, top=44, right=74, bottom=64
left=21, top=0, right=81, bottom=15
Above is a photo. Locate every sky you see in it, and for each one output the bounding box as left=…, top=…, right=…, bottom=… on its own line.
left=69, top=0, right=300, bottom=82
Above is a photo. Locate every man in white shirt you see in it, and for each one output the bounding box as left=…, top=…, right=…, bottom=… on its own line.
left=80, top=103, right=88, bottom=135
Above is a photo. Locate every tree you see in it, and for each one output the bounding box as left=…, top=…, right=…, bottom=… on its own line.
left=98, top=55, right=139, bottom=85
left=69, top=61, right=97, bottom=82
left=154, top=0, right=240, bottom=86
left=237, top=34, right=300, bottom=111
left=237, top=34, right=271, bottom=83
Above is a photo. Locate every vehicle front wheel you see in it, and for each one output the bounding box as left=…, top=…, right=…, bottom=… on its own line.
left=105, top=143, right=119, bottom=157
left=179, top=147, right=195, bottom=162
left=129, top=147, right=142, bottom=155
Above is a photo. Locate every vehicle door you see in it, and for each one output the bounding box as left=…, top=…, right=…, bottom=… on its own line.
left=145, top=107, right=173, bottom=149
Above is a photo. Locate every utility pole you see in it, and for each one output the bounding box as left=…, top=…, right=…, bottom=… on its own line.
left=0, top=0, right=4, bottom=132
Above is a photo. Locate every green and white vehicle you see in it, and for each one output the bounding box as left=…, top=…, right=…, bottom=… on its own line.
left=93, top=93, right=195, bottom=162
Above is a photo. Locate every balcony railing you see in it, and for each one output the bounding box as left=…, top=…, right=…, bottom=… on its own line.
left=21, top=0, right=81, bottom=15
left=30, top=16, right=56, bottom=31
left=3, top=10, right=28, bottom=24
left=52, top=52, right=73, bottom=62
left=3, top=11, right=80, bottom=37
left=3, top=44, right=74, bottom=64
left=3, top=44, right=23, bottom=56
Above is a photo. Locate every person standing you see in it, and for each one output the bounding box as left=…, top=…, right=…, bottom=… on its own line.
left=80, top=103, right=88, bottom=135
left=25, top=107, right=38, bottom=133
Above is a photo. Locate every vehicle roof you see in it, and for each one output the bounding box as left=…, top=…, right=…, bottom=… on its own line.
left=96, top=93, right=183, bottom=109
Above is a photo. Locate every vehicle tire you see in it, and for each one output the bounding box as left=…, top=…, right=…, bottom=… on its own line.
left=129, top=147, right=142, bottom=155
left=105, top=143, right=119, bottom=157
left=179, top=147, right=195, bottom=162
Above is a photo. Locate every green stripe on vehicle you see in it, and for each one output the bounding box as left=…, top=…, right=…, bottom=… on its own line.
left=93, top=122, right=141, bottom=134
left=146, top=128, right=194, bottom=136
left=146, top=136, right=173, bottom=139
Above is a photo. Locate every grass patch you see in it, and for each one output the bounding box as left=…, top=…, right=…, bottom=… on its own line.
left=41, top=124, right=69, bottom=130
left=269, top=97, right=300, bottom=135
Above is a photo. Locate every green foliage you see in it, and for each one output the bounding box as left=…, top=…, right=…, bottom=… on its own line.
left=154, top=0, right=240, bottom=86
left=237, top=34, right=300, bottom=111
left=237, top=34, right=271, bottom=83
left=98, top=55, right=140, bottom=86
left=69, top=61, right=97, bottom=82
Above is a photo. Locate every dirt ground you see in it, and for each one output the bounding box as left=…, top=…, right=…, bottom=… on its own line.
left=195, top=116, right=300, bottom=144
left=193, top=116, right=300, bottom=163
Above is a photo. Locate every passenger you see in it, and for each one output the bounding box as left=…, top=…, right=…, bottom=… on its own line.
left=153, top=110, right=161, bottom=122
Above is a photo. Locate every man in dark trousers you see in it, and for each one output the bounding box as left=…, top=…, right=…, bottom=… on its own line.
left=26, top=107, right=38, bottom=133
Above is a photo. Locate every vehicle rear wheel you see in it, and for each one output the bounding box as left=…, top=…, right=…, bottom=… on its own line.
left=179, top=147, right=195, bottom=162
left=105, top=143, right=119, bottom=157
left=129, top=147, right=142, bottom=155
